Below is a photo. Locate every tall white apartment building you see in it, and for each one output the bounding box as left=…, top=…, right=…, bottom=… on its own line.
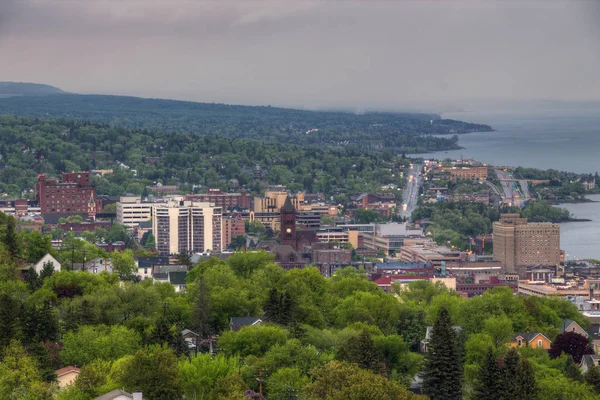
left=152, top=199, right=222, bottom=255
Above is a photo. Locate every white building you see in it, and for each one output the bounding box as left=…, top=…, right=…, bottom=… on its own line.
left=152, top=199, right=222, bottom=255
left=116, top=195, right=155, bottom=228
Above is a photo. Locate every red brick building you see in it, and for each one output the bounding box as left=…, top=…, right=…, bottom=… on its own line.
left=185, top=189, right=252, bottom=210
left=223, top=215, right=246, bottom=248
left=35, top=172, right=102, bottom=217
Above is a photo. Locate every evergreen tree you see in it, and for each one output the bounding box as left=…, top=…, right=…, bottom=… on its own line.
left=472, top=348, right=503, bottom=400
left=3, top=218, right=20, bottom=259
left=39, top=262, right=55, bottom=281
left=514, top=359, right=539, bottom=400
left=336, top=330, right=384, bottom=374
left=264, top=288, right=295, bottom=326
left=147, top=316, right=188, bottom=357
left=23, top=267, right=41, bottom=291
left=585, top=365, right=600, bottom=394
left=564, top=355, right=583, bottom=382
left=502, top=347, right=520, bottom=398
left=191, top=277, right=214, bottom=338
left=420, top=307, right=463, bottom=400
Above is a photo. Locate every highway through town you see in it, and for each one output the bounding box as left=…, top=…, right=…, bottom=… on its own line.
left=400, top=163, right=423, bottom=220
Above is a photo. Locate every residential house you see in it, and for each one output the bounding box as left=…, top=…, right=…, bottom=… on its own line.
left=586, top=324, right=600, bottom=354
left=508, top=332, right=551, bottom=349
left=55, top=366, right=80, bottom=389
left=230, top=317, right=263, bottom=332
left=421, top=326, right=463, bottom=352
left=580, top=354, right=600, bottom=374
left=27, top=253, right=61, bottom=274
left=561, top=319, right=588, bottom=339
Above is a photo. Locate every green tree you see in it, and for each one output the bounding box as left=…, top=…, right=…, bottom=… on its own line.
left=218, top=325, right=287, bottom=357
left=514, top=359, right=539, bottom=400
left=565, top=355, right=584, bottom=382
left=179, top=353, right=239, bottom=400
left=144, top=232, right=156, bottom=249
left=585, top=365, right=600, bottom=394
left=264, top=288, right=295, bottom=326
left=472, top=348, right=503, bottom=400
left=501, top=347, right=520, bottom=398
left=420, top=307, right=463, bottom=400
left=110, top=250, right=137, bottom=280
left=0, top=340, right=53, bottom=400
left=266, top=367, right=309, bottom=400
left=303, top=360, right=419, bottom=400
left=110, top=346, right=183, bottom=400
left=228, top=235, right=246, bottom=250
left=336, top=330, right=384, bottom=374
left=61, top=324, right=142, bottom=366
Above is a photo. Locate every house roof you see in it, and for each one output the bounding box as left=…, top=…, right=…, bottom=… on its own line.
left=581, top=354, right=600, bottom=368
left=230, top=317, right=263, bottom=331
left=93, top=389, right=132, bottom=400
left=424, top=326, right=463, bottom=340
left=55, top=366, right=80, bottom=377
left=153, top=272, right=168, bottom=280
left=169, top=271, right=187, bottom=285
left=511, top=332, right=550, bottom=343
left=137, top=256, right=171, bottom=268
left=374, top=276, right=394, bottom=286
left=181, top=329, right=199, bottom=337
left=561, top=319, right=577, bottom=333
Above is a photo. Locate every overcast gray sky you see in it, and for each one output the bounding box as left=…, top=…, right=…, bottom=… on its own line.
left=1, top=0, right=599, bottom=109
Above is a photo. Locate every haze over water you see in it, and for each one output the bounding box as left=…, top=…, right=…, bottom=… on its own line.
left=424, top=109, right=600, bottom=260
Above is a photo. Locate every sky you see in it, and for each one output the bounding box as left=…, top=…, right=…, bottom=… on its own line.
left=1, top=0, right=600, bottom=110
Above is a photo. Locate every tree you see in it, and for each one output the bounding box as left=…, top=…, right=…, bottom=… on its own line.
left=264, top=288, right=295, bottom=326
left=549, top=331, right=594, bottom=364
left=21, top=230, right=53, bottom=263
left=501, top=347, right=520, bottom=398
left=146, top=316, right=188, bottom=357
left=353, top=209, right=385, bottom=224
left=179, top=353, right=239, bottom=400
left=102, top=203, right=117, bottom=213
left=420, top=307, right=463, bottom=400
left=217, top=325, right=287, bottom=358
left=228, top=235, right=246, bottom=250
left=336, top=330, right=384, bottom=374
left=61, top=324, right=142, bottom=366
left=144, top=232, right=156, bottom=249
left=0, top=340, right=53, bottom=400
left=472, top=348, right=503, bottom=400
left=303, top=360, right=419, bottom=400
left=191, top=277, right=215, bottom=338
left=514, top=359, right=539, bottom=400
left=585, top=365, right=600, bottom=394
left=565, top=355, right=583, bottom=382
left=266, top=367, right=309, bottom=400
left=110, top=346, right=183, bottom=400
left=110, top=249, right=137, bottom=280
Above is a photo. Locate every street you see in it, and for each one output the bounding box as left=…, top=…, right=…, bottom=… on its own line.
left=400, top=163, right=423, bottom=220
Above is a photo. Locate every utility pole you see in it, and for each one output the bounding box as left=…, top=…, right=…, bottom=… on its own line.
left=257, top=369, right=264, bottom=400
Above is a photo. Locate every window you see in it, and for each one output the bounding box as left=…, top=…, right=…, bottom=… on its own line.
left=517, top=339, right=522, bottom=347
left=538, top=340, right=543, bottom=347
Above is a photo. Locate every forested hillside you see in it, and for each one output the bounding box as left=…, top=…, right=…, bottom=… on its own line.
left=0, top=90, right=491, bottom=151
left=0, top=115, right=410, bottom=198
left=0, top=82, right=65, bottom=97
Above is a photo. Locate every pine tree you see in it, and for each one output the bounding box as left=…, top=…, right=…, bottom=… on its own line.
left=585, top=365, right=600, bottom=394
left=472, top=348, right=503, bottom=400
left=564, top=355, right=583, bottom=382
left=514, top=359, right=539, bottom=400
left=191, top=277, right=214, bottom=337
left=502, top=347, right=520, bottom=398
left=336, top=330, right=384, bottom=374
left=264, top=288, right=295, bottom=326
left=420, top=307, right=463, bottom=400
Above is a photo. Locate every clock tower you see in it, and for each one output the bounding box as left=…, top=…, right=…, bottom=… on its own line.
left=280, top=196, right=296, bottom=247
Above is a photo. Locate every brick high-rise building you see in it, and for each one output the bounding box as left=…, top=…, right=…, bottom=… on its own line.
left=35, top=172, right=102, bottom=217
left=185, top=189, right=251, bottom=210
left=152, top=199, right=222, bottom=255
left=223, top=215, right=246, bottom=249
left=493, top=214, right=560, bottom=275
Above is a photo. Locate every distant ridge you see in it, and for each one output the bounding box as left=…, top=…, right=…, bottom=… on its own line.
left=0, top=82, right=65, bottom=97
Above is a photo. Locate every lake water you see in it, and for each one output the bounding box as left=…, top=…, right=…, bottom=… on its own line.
left=418, top=110, right=600, bottom=174
left=423, top=110, right=600, bottom=259
left=556, top=195, right=600, bottom=261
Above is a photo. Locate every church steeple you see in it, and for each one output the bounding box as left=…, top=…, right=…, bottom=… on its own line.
left=280, top=196, right=296, bottom=247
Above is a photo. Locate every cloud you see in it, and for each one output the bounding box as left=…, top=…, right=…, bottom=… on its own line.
left=0, top=1, right=599, bottom=109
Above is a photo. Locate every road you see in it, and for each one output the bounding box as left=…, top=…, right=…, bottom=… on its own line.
left=400, top=163, right=423, bottom=220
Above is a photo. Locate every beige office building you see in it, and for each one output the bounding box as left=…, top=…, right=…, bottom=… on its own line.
left=152, top=199, right=222, bottom=255
left=493, top=214, right=560, bottom=274
left=117, top=195, right=155, bottom=227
